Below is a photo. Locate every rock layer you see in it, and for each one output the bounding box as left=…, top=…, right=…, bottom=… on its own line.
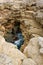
left=0, top=0, right=43, bottom=65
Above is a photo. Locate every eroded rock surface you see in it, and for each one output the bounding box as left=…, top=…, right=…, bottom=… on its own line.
left=22, top=58, right=37, bottom=65
left=0, top=35, right=26, bottom=65
left=0, top=0, right=43, bottom=65
left=24, top=37, right=43, bottom=65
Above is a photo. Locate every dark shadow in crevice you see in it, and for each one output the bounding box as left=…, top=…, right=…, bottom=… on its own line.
left=12, top=20, right=24, bottom=49
left=4, top=20, right=24, bottom=49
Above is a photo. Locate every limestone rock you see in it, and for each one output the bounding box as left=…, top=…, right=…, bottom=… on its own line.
left=24, top=37, right=43, bottom=65
left=0, top=0, right=14, bottom=3
left=23, top=0, right=36, bottom=6
left=0, top=31, right=5, bottom=36
left=38, top=37, right=43, bottom=48
left=30, top=34, right=40, bottom=38
left=0, top=35, right=26, bottom=65
left=0, top=25, right=5, bottom=36
left=36, top=0, right=43, bottom=8
left=22, top=58, right=37, bottom=65
left=35, top=10, right=43, bottom=25
left=40, top=48, right=43, bottom=54
left=0, top=0, right=43, bottom=65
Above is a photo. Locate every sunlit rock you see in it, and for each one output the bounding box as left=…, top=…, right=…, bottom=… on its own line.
left=0, top=24, right=5, bottom=36
left=40, top=48, right=43, bottom=54
left=0, top=35, right=26, bottom=65
left=36, top=0, right=43, bottom=8
left=38, top=37, right=43, bottom=48
left=0, top=0, right=14, bottom=3
left=22, top=58, right=37, bottom=65
left=35, top=10, right=43, bottom=25
left=24, top=37, right=43, bottom=65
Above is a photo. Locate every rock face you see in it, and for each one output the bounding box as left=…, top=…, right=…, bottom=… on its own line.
left=0, top=35, right=26, bottom=65
left=0, top=24, right=5, bottom=36
left=36, top=0, right=43, bottom=7
left=0, top=0, right=43, bottom=44
left=0, top=0, right=43, bottom=52
left=22, top=58, right=37, bottom=65
left=0, top=0, right=14, bottom=3
left=24, top=37, right=43, bottom=65
left=0, top=0, right=43, bottom=65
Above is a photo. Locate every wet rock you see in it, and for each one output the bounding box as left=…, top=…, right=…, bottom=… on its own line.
left=14, top=33, right=24, bottom=49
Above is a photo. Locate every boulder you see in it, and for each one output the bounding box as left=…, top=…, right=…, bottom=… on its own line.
left=0, top=35, right=26, bottom=65
left=24, top=37, right=43, bottom=65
